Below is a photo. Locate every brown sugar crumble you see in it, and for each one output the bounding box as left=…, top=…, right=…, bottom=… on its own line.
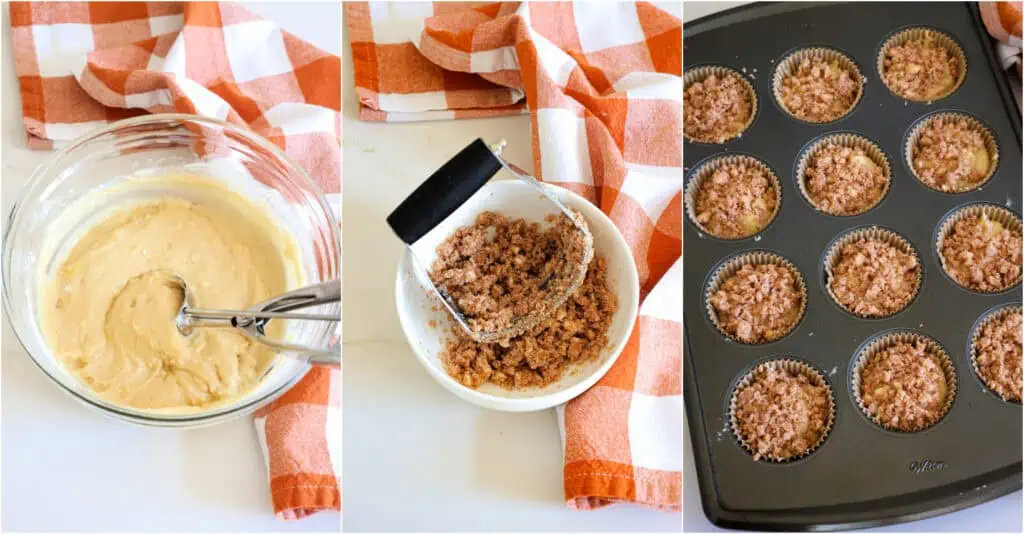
left=859, top=341, right=949, bottom=431
left=883, top=35, right=959, bottom=101
left=431, top=212, right=616, bottom=389
left=912, top=118, right=991, bottom=192
left=733, top=366, right=830, bottom=461
left=940, top=213, right=1022, bottom=292
left=974, top=310, right=1023, bottom=402
left=829, top=238, right=920, bottom=317
left=430, top=211, right=589, bottom=335
left=779, top=58, right=860, bottom=122
left=694, top=162, right=778, bottom=239
left=804, top=143, right=887, bottom=215
left=684, top=72, right=753, bottom=144
left=710, top=263, right=803, bottom=343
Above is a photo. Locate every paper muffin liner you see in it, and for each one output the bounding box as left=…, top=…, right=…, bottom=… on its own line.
left=852, top=331, right=957, bottom=432
left=905, top=111, right=1000, bottom=193
left=685, top=155, right=782, bottom=240
left=878, top=27, right=967, bottom=102
left=704, top=251, right=807, bottom=344
left=969, top=304, right=1024, bottom=403
left=729, top=358, right=836, bottom=463
left=936, top=203, right=1023, bottom=293
left=772, top=47, right=864, bottom=123
left=796, top=133, right=891, bottom=216
left=684, top=65, right=758, bottom=144
left=823, top=226, right=921, bottom=318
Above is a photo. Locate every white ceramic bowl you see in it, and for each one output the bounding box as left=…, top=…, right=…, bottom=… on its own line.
left=394, top=179, right=640, bottom=412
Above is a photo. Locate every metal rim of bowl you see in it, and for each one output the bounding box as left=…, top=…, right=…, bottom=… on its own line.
left=1, top=113, right=340, bottom=427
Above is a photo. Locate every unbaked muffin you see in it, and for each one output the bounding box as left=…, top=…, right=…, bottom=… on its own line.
left=882, top=33, right=961, bottom=101
left=911, top=117, right=992, bottom=192
left=973, top=309, right=1023, bottom=402
left=684, top=71, right=754, bottom=144
left=733, top=364, right=831, bottom=461
left=804, top=142, right=887, bottom=215
left=858, top=340, right=951, bottom=431
left=940, top=211, right=1022, bottom=292
left=778, top=58, right=860, bottom=122
left=692, top=161, right=778, bottom=239
left=828, top=237, right=920, bottom=317
left=709, top=262, right=804, bottom=343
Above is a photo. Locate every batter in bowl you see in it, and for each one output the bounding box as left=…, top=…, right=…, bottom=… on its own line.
left=39, top=174, right=301, bottom=410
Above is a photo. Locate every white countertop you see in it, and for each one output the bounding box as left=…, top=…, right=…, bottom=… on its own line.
left=0, top=4, right=340, bottom=532
left=682, top=2, right=1022, bottom=532
left=339, top=3, right=682, bottom=532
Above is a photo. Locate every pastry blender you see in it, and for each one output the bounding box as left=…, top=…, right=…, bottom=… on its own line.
left=386, top=138, right=594, bottom=343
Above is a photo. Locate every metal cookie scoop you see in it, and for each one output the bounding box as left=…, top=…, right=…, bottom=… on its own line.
left=386, top=138, right=594, bottom=343
left=160, top=271, right=340, bottom=366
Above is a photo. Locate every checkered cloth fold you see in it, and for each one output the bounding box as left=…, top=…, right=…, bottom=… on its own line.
left=10, top=1, right=340, bottom=520
left=980, top=1, right=1023, bottom=108
left=347, top=1, right=681, bottom=511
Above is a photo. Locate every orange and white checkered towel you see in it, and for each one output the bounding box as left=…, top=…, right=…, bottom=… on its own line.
left=10, top=1, right=340, bottom=520
left=980, top=1, right=1023, bottom=109
left=347, top=1, right=682, bottom=511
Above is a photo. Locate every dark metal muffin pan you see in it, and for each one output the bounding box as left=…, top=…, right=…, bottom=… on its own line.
left=683, top=2, right=1022, bottom=530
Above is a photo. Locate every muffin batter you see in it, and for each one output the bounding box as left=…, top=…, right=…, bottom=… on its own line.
left=40, top=174, right=299, bottom=410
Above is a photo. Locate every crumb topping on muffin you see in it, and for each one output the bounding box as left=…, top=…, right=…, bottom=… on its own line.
left=693, top=162, right=778, bottom=239
left=684, top=72, right=754, bottom=143
left=779, top=58, right=860, bottom=122
left=734, top=365, right=831, bottom=461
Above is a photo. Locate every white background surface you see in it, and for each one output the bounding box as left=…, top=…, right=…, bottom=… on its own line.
left=340, top=2, right=682, bottom=532
left=682, top=2, right=1023, bottom=532
left=0, top=3, right=340, bottom=532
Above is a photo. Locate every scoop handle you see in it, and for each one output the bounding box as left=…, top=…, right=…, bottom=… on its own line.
left=386, top=138, right=502, bottom=245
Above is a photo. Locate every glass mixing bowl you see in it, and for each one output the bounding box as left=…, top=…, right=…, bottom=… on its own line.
left=2, top=114, right=340, bottom=427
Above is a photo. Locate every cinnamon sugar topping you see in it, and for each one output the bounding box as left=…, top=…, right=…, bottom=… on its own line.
left=779, top=58, right=860, bottom=122
left=912, top=117, right=991, bottom=192
left=858, top=341, right=950, bottom=431
left=974, top=310, right=1023, bottom=402
left=883, top=34, right=960, bottom=101
left=432, top=212, right=616, bottom=389
left=733, top=365, right=830, bottom=461
left=804, top=142, right=887, bottom=215
left=710, top=263, right=803, bottom=343
left=940, top=213, right=1022, bottom=292
left=829, top=237, right=920, bottom=317
left=693, top=162, right=778, bottom=239
left=684, top=72, right=754, bottom=143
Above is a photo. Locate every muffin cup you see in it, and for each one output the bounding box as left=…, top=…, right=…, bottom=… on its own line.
left=684, top=65, right=758, bottom=143
left=905, top=111, right=1000, bottom=193
left=823, top=226, right=921, bottom=318
left=796, top=133, right=891, bottom=215
left=969, top=304, right=1024, bottom=403
left=705, top=251, right=807, bottom=344
left=729, top=358, right=836, bottom=462
left=772, top=47, right=864, bottom=123
left=878, top=27, right=967, bottom=102
left=852, top=331, right=957, bottom=432
left=936, top=203, right=1023, bottom=293
left=685, top=154, right=782, bottom=240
